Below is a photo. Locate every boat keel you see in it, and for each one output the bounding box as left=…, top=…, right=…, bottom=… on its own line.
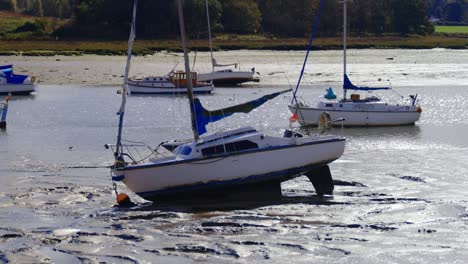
left=305, top=165, right=334, bottom=196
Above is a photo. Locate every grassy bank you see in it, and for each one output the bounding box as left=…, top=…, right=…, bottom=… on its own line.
left=435, top=26, right=468, bottom=34
left=0, top=35, right=467, bottom=56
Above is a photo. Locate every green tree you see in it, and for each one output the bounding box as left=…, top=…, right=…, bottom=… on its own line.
left=318, top=0, right=340, bottom=37
left=257, top=0, right=319, bottom=37
left=0, top=0, right=15, bottom=10
left=222, top=0, right=261, bottom=34
left=391, top=0, right=432, bottom=35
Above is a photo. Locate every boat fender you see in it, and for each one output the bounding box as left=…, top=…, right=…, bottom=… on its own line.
left=416, top=107, right=422, bottom=113
left=31, top=76, right=36, bottom=83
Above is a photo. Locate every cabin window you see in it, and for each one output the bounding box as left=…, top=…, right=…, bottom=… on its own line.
left=325, top=104, right=333, bottom=107
left=177, top=146, right=192, bottom=156
left=201, top=140, right=259, bottom=156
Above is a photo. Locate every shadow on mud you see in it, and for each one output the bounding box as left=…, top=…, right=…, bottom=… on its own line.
left=118, top=188, right=351, bottom=214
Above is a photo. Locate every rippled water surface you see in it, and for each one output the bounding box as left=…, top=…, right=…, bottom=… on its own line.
left=1, top=50, right=468, bottom=263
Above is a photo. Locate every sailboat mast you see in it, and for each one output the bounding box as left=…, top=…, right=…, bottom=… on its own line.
left=116, top=0, right=138, bottom=157
left=177, top=0, right=200, bottom=141
left=205, top=0, right=215, bottom=72
left=342, top=0, right=348, bottom=101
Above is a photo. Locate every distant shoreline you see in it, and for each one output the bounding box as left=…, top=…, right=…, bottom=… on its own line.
left=0, top=35, right=467, bottom=56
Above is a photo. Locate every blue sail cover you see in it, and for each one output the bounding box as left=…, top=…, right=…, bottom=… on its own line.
left=194, top=89, right=290, bottom=135
left=0, top=64, right=28, bottom=84
left=344, top=74, right=390, bottom=91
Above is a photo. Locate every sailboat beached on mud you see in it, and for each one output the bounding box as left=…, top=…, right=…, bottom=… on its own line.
left=289, top=0, right=422, bottom=127
left=107, top=0, right=345, bottom=202
left=197, top=0, right=260, bottom=86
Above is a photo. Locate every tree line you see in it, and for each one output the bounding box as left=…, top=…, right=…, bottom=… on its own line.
left=1, top=0, right=437, bottom=39
left=427, top=0, right=468, bottom=25
left=0, top=0, right=75, bottom=18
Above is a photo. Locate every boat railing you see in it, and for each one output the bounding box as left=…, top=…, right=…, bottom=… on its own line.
left=105, top=141, right=173, bottom=166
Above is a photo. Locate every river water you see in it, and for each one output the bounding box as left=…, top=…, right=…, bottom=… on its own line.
left=1, top=49, right=468, bottom=263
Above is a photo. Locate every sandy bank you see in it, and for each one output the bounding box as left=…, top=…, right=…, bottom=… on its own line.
left=1, top=48, right=467, bottom=87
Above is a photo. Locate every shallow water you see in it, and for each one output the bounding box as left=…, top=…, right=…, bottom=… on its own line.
left=1, top=50, right=468, bottom=263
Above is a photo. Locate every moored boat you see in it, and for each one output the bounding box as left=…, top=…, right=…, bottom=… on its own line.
left=289, top=0, right=422, bottom=127
left=0, top=65, right=37, bottom=95
left=128, top=70, right=213, bottom=94
left=197, top=0, right=260, bottom=86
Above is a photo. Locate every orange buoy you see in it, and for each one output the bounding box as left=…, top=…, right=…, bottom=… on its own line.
left=416, top=107, right=422, bottom=113
left=116, top=193, right=132, bottom=207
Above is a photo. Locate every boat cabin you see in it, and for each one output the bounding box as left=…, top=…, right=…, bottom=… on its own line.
left=171, top=71, right=198, bottom=87
left=172, top=127, right=284, bottom=160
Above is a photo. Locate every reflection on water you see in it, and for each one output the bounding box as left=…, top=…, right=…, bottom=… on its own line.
left=1, top=84, right=468, bottom=263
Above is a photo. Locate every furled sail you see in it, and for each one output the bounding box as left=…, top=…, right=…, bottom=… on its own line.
left=194, top=89, right=290, bottom=135
left=343, top=74, right=390, bottom=91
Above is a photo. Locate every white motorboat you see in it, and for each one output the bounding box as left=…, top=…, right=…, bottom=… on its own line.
left=107, top=0, right=345, bottom=202
left=128, top=70, right=213, bottom=94
left=196, top=0, right=260, bottom=86
left=289, top=0, right=422, bottom=127
left=0, top=65, right=37, bottom=95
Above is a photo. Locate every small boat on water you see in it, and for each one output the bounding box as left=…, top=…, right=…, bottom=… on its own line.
left=0, top=65, right=37, bottom=95
left=289, top=0, right=422, bottom=127
left=128, top=70, right=213, bottom=94
left=197, top=0, right=259, bottom=86
left=107, top=0, right=345, bottom=203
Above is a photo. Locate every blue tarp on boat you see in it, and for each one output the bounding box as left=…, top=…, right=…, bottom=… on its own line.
left=0, top=64, right=28, bottom=84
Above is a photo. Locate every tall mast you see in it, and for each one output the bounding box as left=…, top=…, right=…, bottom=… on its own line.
left=177, top=0, right=200, bottom=141
left=116, top=0, right=138, bottom=158
left=342, top=0, right=348, bottom=101
left=205, top=0, right=215, bottom=72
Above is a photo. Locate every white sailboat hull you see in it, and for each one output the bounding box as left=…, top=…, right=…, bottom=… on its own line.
left=128, top=81, right=213, bottom=94
left=198, top=71, right=259, bottom=85
left=0, top=83, right=36, bottom=95
left=289, top=103, right=421, bottom=126
left=114, top=137, right=345, bottom=200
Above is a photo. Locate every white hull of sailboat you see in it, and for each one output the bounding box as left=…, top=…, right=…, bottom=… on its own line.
left=0, top=83, right=36, bottom=95
left=114, top=137, right=345, bottom=199
left=198, top=71, right=259, bottom=85
left=128, top=82, right=213, bottom=94
left=289, top=104, right=421, bottom=126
